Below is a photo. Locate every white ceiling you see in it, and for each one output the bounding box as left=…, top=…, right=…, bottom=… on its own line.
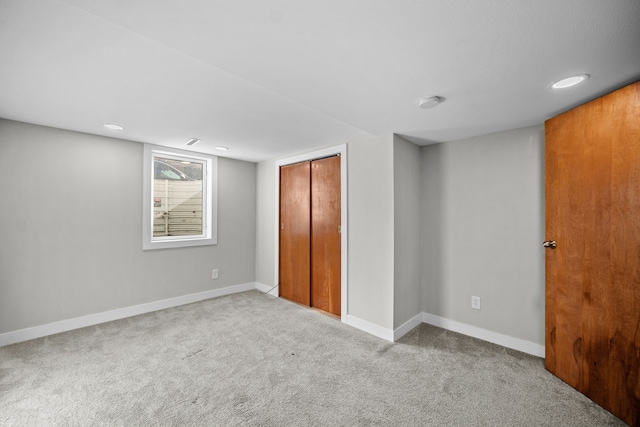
left=1, top=0, right=639, bottom=162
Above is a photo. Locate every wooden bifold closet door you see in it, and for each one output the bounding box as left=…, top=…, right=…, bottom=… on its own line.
left=279, top=156, right=341, bottom=317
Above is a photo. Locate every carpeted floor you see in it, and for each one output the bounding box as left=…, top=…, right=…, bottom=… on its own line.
left=0, top=291, right=625, bottom=426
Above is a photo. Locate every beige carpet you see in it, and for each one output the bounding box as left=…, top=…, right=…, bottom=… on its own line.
left=0, top=291, right=625, bottom=426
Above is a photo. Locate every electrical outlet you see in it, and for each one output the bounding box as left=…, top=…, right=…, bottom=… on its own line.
left=471, top=296, right=481, bottom=310
left=212, top=269, right=219, bottom=279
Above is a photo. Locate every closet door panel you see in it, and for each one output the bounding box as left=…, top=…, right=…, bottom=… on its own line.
left=311, top=156, right=341, bottom=316
left=279, top=162, right=311, bottom=306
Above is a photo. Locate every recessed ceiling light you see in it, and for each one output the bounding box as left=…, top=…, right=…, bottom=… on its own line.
left=551, top=74, right=589, bottom=89
left=215, top=146, right=229, bottom=151
left=186, top=138, right=200, bottom=146
left=418, top=96, right=442, bottom=109
left=103, top=123, right=123, bottom=131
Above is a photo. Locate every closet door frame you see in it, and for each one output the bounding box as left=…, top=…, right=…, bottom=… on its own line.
left=275, top=144, right=348, bottom=323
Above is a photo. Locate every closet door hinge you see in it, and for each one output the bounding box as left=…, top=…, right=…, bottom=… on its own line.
left=338, top=225, right=341, bottom=234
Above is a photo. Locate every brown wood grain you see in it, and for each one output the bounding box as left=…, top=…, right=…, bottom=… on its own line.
left=310, top=156, right=341, bottom=316
left=279, top=161, right=311, bottom=306
left=545, top=81, right=640, bottom=426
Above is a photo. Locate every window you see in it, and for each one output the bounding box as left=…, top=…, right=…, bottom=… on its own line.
left=143, top=144, right=217, bottom=250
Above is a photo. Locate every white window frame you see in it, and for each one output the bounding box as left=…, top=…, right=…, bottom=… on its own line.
left=143, top=144, right=217, bottom=250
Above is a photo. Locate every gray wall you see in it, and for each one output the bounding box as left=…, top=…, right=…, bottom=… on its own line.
left=0, top=119, right=256, bottom=334
left=421, top=125, right=545, bottom=345
left=393, top=135, right=422, bottom=329
left=347, top=135, right=395, bottom=330
left=255, top=160, right=276, bottom=287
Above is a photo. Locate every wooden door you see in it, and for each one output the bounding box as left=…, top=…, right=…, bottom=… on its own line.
left=311, top=156, right=341, bottom=316
left=279, top=161, right=311, bottom=306
left=545, top=81, right=640, bottom=426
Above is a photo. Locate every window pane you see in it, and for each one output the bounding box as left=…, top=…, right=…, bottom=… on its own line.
left=152, top=157, right=204, bottom=237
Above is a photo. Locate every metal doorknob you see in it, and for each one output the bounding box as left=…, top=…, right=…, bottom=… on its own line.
left=543, top=240, right=557, bottom=249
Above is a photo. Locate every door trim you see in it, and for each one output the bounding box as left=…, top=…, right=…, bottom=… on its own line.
left=274, top=144, right=348, bottom=323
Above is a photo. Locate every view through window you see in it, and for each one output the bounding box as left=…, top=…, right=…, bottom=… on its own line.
left=152, top=156, right=204, bottom=237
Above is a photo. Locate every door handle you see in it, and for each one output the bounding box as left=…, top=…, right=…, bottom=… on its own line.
left=543, top=240, right=557, bottom=249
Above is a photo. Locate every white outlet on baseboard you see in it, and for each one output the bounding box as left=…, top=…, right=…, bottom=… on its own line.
left=212, top=269, right=219, bottom=279
left=471, top=296, right=481, bottom=310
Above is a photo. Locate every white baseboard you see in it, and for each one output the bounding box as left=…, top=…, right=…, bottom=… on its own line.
left=0, top=282, right=257, bottom=347
left=1, top=285, right=545, bottom=359
left=339, top=312, right=543, bottom=359
left=422, top=312, right=545, bottom=357
left=255, top=282, right=279, bottom=297
left=393, top=313, right=423, bottom=341
left=346, top=315, right=394, bottom=342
